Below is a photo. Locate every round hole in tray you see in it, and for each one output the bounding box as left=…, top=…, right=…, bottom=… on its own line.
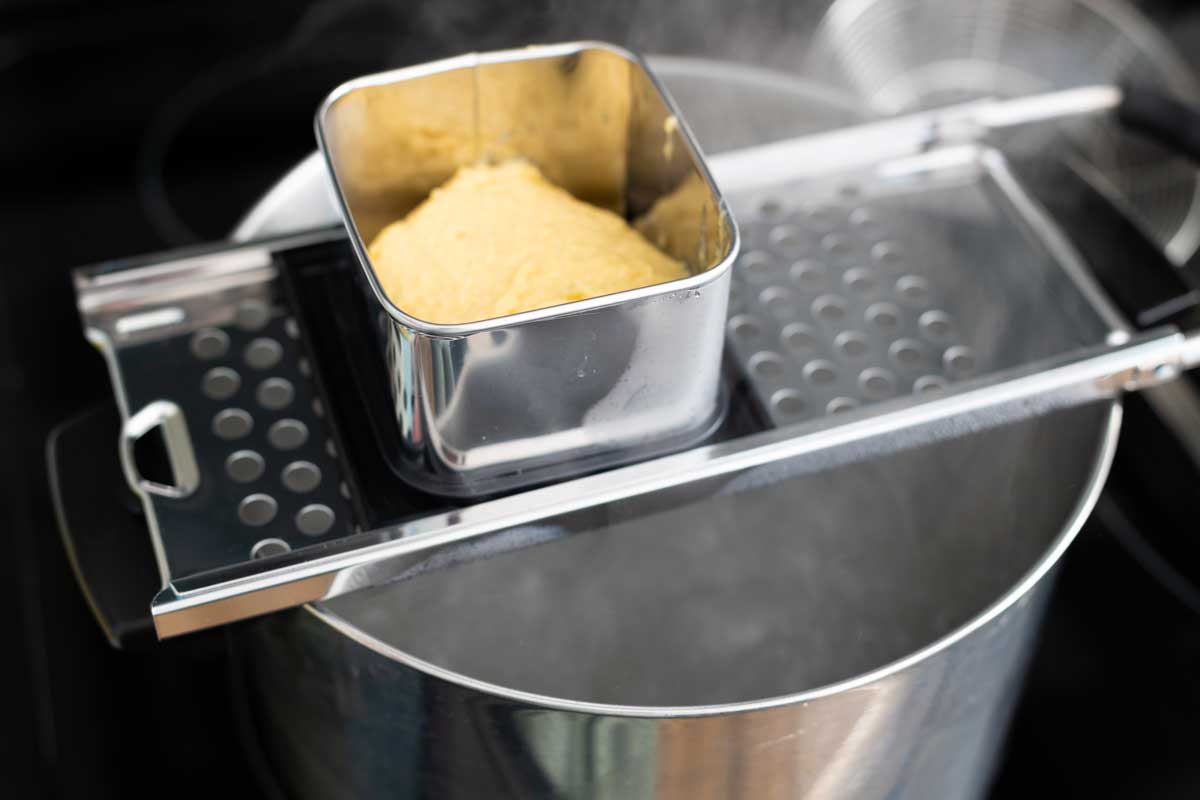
left=843, top=267, right=878, bottom=294
left=213, top=408, right=254, bottom=440
left=944, top=345, right=977, bottom=375
left=257, top=377, right=295, bottom=411
left=235, top=300, right=272, bottom=332
left=803, top=359, right=839, bottom=387
left=297, top=504, right=336, bottom=537
left=770, top=225, right=804, bottom=251
left=821, top=234, right=853, bottom=259
left=812, top=295, right=848, bottom=324
left=226, top=450, right=265, bottom=483
left=919, top=310, right=954, bottom=340
left=244, top=337, right=284, bottom=370
left=268, top=419, right=309, bottom=451
left=865, top=302, right=901, bottom=332
left=914, top=375, right=949, bottom=394
left=728, top=315, right=763, bottom=340
left=859, top=367, right=897, bottom=399
left=251, top=538, right=291, bottom=560
left=895, top=276, right=931, bottom=306
left=760, top=287, right=796, bottom=319
left=282, top=461, right=322, bottom=494
left=781, top=322, right=818, bottom=354
left=889, top=339, right=926, bottom=369
left=238, top=493, right=278, bottom=527
left=203, top=367, right=241, bottom=401
left=190, top=328, right=230, bottom=361
left=749, top=351, right=786, bottom=380
left=739, top=251, right=774, bottom=282
left=871, top=241, right=905, bottom=270
left=790, top=259, right=828, bottom=291
left=826, top=396, right=860, bottom=415
left=835, top=331, right=870, bottom=359
left=771, top=389, right=805, bottom=417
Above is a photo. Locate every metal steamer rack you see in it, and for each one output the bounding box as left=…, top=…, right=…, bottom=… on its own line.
left=76, top=91, right=1200, bottom=640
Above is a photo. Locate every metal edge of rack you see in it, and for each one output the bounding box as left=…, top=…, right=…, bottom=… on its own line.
left=705, top=86, right=1121, bottom=194
left=76, top=125, right=1200, bottom=638
left=149, top=327, right=1200, bottom=638
left=74, top=227, right=345, bottom=318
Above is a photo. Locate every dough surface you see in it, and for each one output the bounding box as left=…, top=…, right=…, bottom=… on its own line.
left=368, top=160, right=688, bottom=324
left=326, top=49, right=633, bottom=240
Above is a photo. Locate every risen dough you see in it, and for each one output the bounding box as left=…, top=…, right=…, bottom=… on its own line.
left=368, top=160, right=688, bottom=324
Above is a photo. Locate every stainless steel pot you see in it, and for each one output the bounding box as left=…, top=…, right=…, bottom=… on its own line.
left=232, top=397, right=1118, bottom=799
left=228, top=59, right=1122, bottom=799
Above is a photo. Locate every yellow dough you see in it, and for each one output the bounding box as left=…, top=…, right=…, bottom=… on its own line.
left=368, top=161, right=689, bottom=324
left=326, top=50, right=633, bottom=239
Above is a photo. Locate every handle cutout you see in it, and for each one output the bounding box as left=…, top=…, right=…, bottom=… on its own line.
left=120, top=401, right=200, bottom=499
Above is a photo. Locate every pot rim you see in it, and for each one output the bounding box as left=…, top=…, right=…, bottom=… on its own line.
left=306, top=401, right=1121, bottom=719
left=238, top=54, right=1122, bottom=719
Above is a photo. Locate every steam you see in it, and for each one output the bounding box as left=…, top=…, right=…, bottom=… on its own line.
left=394, top=0, right=828, bottom=74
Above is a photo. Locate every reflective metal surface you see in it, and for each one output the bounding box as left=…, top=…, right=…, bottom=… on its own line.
left=119, top=400, right=200, bottom=500
left=92, top=58, right=1200, bottom=638
left=76, top=229, right=356, bottom=584
left=77, top=49, right=1200, bottom=644
left=209, top=54, right=1196, bottom=800
left=720, top=141, right=1123, bottom=424
left=317, top=43, right=738, bottom=496
left=145, top=128, right=1190, bottom=637
left=234, top=396, right=1121, bottom=798
left=221, top=60, right=1134, bottom=800
left=148, top=324, right=1199, bottom=638
left=806, top=0, right=1200, bottom=264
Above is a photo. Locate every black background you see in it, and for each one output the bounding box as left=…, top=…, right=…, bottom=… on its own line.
left=4, top=0, right=1200, bottom=797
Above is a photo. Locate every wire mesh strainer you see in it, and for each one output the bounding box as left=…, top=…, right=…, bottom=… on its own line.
left=806, top=0, right=1200, bottom=264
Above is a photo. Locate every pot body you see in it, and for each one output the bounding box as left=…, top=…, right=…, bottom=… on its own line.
left=234, top=581, right=1050, bottom=800
left=230, top=59, right=1120, bottom=800
left=230, top=396, right=1119, bottom=799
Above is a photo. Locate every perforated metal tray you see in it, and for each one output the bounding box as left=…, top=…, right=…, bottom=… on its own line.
left=76, top=143, right=1200, bottom=639
left=717, top=144, right=1120, bottom=426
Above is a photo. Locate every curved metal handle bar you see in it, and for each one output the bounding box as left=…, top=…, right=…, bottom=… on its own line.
left=119, top=400, right=200, bottom=500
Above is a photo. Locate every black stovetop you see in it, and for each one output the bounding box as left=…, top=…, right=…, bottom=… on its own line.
left=6, top=1, right=1200, bottom=798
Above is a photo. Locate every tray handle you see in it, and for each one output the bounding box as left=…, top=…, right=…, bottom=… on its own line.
left=119, top=400, right=200, bottom=499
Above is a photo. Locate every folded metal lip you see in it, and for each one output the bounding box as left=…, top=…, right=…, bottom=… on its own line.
left=314, top=40, right=740, bottom=337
